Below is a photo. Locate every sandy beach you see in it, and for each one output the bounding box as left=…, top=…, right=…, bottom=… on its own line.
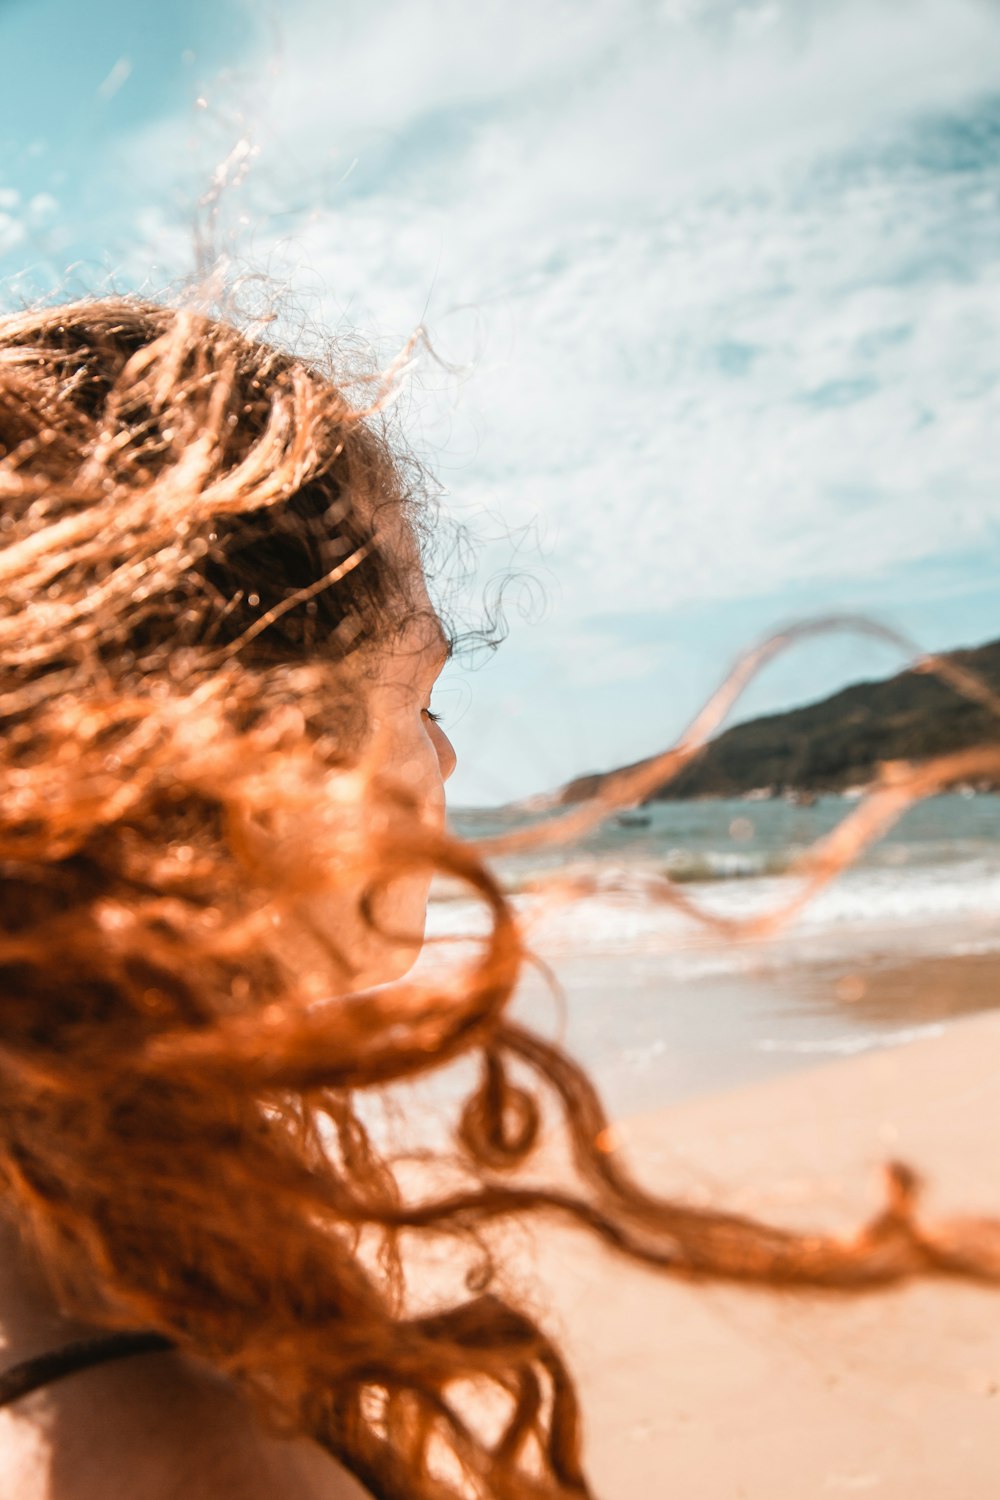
left=521, top=1007, right=1000, bottom=1499
left=419, top=842, right=1000, bottom=1495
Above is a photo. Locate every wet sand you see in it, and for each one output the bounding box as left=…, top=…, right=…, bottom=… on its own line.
left=522, top=936, right=1000, bottom=1118
left=523, top=1007, right=1000, bottom=1498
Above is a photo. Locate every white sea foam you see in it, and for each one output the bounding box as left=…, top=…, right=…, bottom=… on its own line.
left=425, top=852, right=1000, bottom=942
left=428, top=856, right=1000, bottom=971
left=756, top=1024, right=946, bottom=1058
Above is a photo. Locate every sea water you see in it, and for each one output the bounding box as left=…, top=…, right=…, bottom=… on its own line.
left=424, top=794, right=1000, bottom=1113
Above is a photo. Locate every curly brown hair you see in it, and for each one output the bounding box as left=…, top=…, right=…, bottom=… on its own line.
left=2, top=297, right=999, bottom=1500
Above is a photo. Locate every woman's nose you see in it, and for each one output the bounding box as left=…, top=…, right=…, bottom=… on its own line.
left=431, top=722, right=457, bottom=783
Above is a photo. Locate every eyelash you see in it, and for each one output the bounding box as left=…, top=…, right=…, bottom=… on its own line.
left=423, top=708, right=444, bottom=725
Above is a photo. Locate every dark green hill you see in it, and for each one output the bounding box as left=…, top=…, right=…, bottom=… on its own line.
left=559, top=636, right=1000, bottom=803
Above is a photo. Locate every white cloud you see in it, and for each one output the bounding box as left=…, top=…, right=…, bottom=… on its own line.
left=174, top=0, right=998, bottom=622
left=40, top=0, right=1000, bottom=796
left=262, top=0, right=1000, bottom=204
left=0, top=213, right=26, bottom=257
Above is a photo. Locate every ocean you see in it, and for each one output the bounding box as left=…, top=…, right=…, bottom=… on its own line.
left=424, top=794, right=1000, bottom=1116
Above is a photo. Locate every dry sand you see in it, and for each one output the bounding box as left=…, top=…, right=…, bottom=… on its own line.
left=521, top=1007, right=1000, bottom=1499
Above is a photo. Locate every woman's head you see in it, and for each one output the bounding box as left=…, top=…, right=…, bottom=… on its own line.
left=0, top=295, right=538, bottom=1500
left=0, top=297, right=455, bottom=986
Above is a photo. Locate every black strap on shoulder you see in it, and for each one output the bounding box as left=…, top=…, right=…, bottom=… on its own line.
left=0, top=1331, right=174, bottom=1407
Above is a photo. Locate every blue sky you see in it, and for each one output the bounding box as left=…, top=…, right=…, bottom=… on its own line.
left=2, top=0, right=1000, bottom=804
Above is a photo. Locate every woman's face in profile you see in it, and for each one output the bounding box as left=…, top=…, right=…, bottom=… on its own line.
left=367, top=602, right=456, bottom=970
left=314, top=588, right=456, bottom=990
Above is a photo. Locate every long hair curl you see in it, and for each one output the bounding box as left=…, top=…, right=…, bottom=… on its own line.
left=2, top=297, right=1000, bottom=1500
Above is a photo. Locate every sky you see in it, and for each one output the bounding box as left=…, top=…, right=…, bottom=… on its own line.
left=2, top=0, right=1000, bottom=804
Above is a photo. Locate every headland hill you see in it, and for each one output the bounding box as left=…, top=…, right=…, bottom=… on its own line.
left=558, top=635, right=1000, bottom=804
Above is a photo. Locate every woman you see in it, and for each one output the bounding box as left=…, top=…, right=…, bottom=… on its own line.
left=0, top=297, right=466, bottom=1500
left=0, top=297, right=998, bottom=1500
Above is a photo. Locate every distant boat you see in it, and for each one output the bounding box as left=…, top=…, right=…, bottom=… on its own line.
left=615, top=809, right=652, bottom=828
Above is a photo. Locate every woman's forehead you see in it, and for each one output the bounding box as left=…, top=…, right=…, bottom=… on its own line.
left=391, top=609, right=451, bottom=664
left=348, top=606, right=449, bottom=678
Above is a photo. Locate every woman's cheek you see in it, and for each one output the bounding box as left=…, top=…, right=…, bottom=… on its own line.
left=377, top=724, right=447, bottom=825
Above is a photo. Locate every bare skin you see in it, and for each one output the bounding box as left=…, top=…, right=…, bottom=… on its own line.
left=0, top=605, right=456, bottom=1499
left=0, top=1212, right=375, bottom=1499
left=332, top=606, right=457, bottom=987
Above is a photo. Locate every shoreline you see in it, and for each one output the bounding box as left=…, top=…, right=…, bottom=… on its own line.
left=513, top=935, right=1000, bottom=1118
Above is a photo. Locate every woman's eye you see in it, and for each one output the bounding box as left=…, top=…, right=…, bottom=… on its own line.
left=423, top=708, right=443, bottom=725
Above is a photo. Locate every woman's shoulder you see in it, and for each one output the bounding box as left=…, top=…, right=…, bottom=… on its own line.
left=0, top=1342, right=371, bottom=1500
